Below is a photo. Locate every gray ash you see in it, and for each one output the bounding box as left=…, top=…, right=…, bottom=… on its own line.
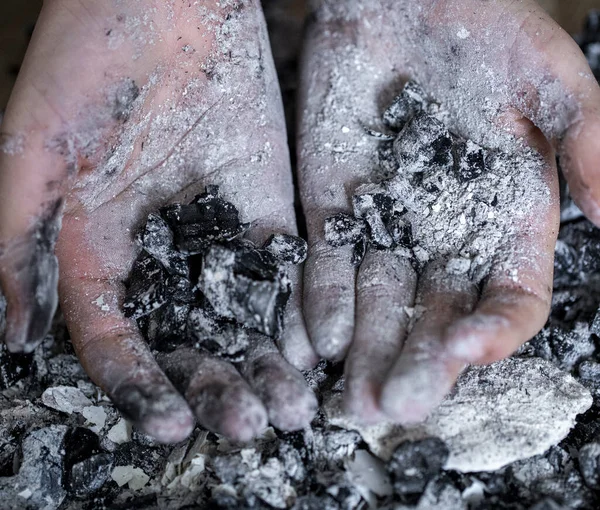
left=324, top=80, right=543, bottom=276
left=123, top=186, right=307, bottom=358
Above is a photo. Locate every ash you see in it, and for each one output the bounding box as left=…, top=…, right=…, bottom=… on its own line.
left=1, top=8, right=600, bottom=510
left=325, top=80, right=547, bottom=282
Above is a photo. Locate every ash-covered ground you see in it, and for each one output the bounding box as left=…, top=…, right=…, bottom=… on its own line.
left=1, top=5, right=600, bottom=510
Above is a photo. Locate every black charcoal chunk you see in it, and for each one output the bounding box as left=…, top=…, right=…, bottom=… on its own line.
left=353, top=190, right=395, bottom=249
left=123, top=254, right=167, bottom=319
left=263, top=234, right=308, bottom=265
left=387, top=212, right=414, bottom=248
left=377, top=141, right=399, bottom=179
left=187, top=307, right=249, bottom=361
left=145, top=302, right=191, bottom=351
left=578, top=442, right=600, bottom=489
left=161, top=186, right=249, bottom=254
left=0, top=426, right=69, bottom=510
left=0, top=342, right=33, bottom=390
left=292, top=495, right=341, bottom=510
left=393, top=111, right=453, bottom=173
left=198, top=245, right=290, bottom=337
left=529, top=499, right=567, bottom=510
left=138, top=212, right=188, bottom=277
left=383, top=81, right=427, bottom=130
left=324, top=213, right=367, bottom=247
left=387, top=437, right=449, bottom=497
left=453, top=139, right=486, bottom=182
left=68, top=453, right=114, bottom=496
left=525, top=325, right=595, bottom=372
left=352, top=237, right=367, bottom=266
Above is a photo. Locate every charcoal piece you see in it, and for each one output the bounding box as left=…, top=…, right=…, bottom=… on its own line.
left=352, top=237, right=367, bottom=266
left=263, top=234, right=308, bottom=265
left=292, top=495, right=341, bottom=510
left=0, top=342, right=33, bottom=390
left=161, top=186, right=249, bottom=254
left=528, top=499, right=566, bottom=510
left=187, top=307, right=249, bottom=361
left=526, top=325, right=595, bottom=371
left=0, top=426, right=68, bottom=510
left=393, top=111, right=453, bottom=173
left=123, top=254, right=167, bottom=319
left=63, top=428, right=103, bottom=472
left=383, top=81, right=427, bottom=130
left=453, top=138, right=486, bottom=182
left=377, top=141, right=399, bottom=180
left=324, top=213, right=367, bottom=247
left=387, top=437, right=449, bottom=497
left=578, top=442, right=600, bottom=489
left=146, top=303, right=191, bottom=351
left=353, top=191, right=395, bottom=249
left=591, top=310, right=600, bottom=337
left=387, top=212, right=414, bottom=248
left=67, top=453, right=114, bottom=496
left=165, top=273, right=195, bottom=304
left=138, top=212, right=188, bottom=277
left=234, top=243, right=282, bottom=281
left=578, top=361, right=600, bottom=394
left=198, top=245, right=290, bottom=337
left=123, top=281, right=167, bottom=320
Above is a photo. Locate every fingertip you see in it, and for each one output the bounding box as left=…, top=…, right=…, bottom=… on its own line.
left=343, top=378, right=387, bottom=425
left=303, top=243, right=356, bottom=362
left=216, top=397, right=269, bottom=443
left=279, top=320, right=320, bottom=371
left=112, top=383, right=195, bottom=444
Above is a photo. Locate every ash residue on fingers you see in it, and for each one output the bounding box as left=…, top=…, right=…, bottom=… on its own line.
left=111, top=78, right=140, bottom=122
left=0, top=198, right=63, bottom=353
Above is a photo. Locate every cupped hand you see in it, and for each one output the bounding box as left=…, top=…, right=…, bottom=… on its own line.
left=0, top=0, right=318, bottom=443
left=298, top=0, right=599, bottom=424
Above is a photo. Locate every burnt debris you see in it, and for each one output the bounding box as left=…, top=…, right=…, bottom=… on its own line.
left=324, top=80, right=490, bottom=267
left=123, top=186, right=307, bottom=357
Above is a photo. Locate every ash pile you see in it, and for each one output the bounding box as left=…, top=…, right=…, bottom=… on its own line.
left=1, top=11, right=600, bottom=510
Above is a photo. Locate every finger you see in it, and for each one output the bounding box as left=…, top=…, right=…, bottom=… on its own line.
left=279, top=263, right=319, bottom=371
left=57, top=212, right=194, bottom=443
left=343, top=251, right=417, bottom=424
left=303, top=240, right=357, bottom=361
left=509, top=5, right=600, bottom=225
left=157, top=348, right=268, bottom=443
left=297, top=11, right=398, bottom=362
left=239, top=333, right=318, bottom=431
left=60, top=280, right=195, bottom=444
left=445, top=119, right=560, bottom=364
left=379, top=261, right=478, bottom=424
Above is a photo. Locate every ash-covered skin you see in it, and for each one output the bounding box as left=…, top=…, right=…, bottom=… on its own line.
left=298, top=0, right=574, bottom=428
left=0, top=0, right=318, bottom=445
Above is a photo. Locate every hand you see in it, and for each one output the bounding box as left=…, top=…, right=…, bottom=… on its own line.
left=0, top=0, right=317, bottom=442
left=298, top=0, right=599, bottom=424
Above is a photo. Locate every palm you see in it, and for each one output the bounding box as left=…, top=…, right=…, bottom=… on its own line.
left=0, top=0, right=317, bottom=442
left=296, top=0, right=599, bottom=423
